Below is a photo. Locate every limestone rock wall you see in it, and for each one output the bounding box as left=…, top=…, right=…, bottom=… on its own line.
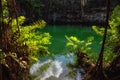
left=41, top=0, right=109, bottom=25
left=16, top=0, right=119, bottom=25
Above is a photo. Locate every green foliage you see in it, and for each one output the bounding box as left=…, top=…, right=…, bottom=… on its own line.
left=2, top=0, right=8, bottom=17
left=92, top=5, right=120, bottom=63
left=66, top=35, right=94, bottom=54
left=1, top=0, right=30, bottom=79
left=109, top=5, right=120, bottom=40
left=0, top=0, right=51, bottom=79
left=1, top=0, right=51, bottom=65
left=66, top=36, right=95, bottom=72
left=10, top=16, right=51, bottom=64
left=92, top=26, right=104, bottom=36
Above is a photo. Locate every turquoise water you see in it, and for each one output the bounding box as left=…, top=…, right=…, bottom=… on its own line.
left=42, top=25, right=102, bottom=55
left=30, top=25, right=102, bottom=80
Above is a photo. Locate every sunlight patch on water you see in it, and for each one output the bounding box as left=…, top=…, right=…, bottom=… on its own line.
left=30, top=54, right=82, bottom=80
left=76, top=69, right=82, bottom=80
left=30, top=60, right=63, bottom=80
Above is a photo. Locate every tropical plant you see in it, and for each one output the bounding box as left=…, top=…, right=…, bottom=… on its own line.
left=0, top=0, right=51, bottom=79
left=66, top=35, right=94, bottom=70
left=92, top=5, right=120, bottom=63
left=9, top=16, right=51, bottom=64
left=89, top=4, right=120, bottom=80
left=66, top=35, right=93, bottom=54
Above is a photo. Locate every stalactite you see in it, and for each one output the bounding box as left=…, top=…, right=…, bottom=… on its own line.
left=81, top=0, right=85, bottom=17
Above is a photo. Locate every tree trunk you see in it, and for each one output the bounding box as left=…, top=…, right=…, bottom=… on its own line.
left=85, top=0, right=110, bottom=80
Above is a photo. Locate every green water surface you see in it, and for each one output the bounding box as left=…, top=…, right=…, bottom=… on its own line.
left=42, top=25, right=102, bottom=56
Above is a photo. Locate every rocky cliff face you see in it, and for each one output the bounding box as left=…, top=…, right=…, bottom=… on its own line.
left=41, top=0, right=118, bottom=25
left=16, top=0, right=119, bottom=25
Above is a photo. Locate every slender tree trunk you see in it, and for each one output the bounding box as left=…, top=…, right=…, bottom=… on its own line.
left=86, top=0, right=110, bottom=80
left=0, top=0, right=3, bottom=48
left=7, top=0, right=20, bottom=35
left=95, top=0, right=110, bottom=73
left=0, top=1, right=3, bottom=79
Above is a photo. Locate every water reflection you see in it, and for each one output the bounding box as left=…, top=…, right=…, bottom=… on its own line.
left=30, top=53, right=83, bottom=80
